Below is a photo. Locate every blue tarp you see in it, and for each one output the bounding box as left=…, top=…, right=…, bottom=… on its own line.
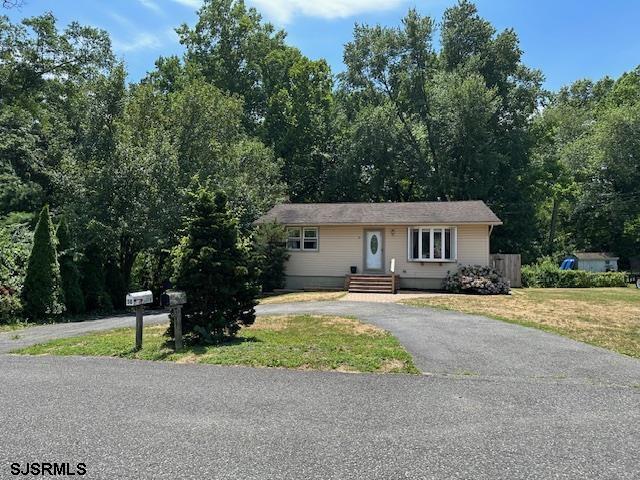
left=560, top=258, right=575, bottom=270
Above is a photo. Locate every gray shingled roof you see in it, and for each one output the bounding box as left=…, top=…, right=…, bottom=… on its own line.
left=256, top=201, right=502, bottom=226
left=574, top=252, right=619, bottom=260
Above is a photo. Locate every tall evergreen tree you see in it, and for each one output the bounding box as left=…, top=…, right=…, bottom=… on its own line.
left=253, top=222, right=289, bottom=292
left=56, top=217, right=85, bottom=314
left=22, top=205, right=64, bottom=319
left=171, top=187, right=258, bottom=344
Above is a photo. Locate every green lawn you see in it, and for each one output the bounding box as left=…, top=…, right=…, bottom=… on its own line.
left=16, top=314, right=418, bottom=374
left=402, top=287, right=640, bottom=358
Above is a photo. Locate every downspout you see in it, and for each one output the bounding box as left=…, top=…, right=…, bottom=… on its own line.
left=488, top=225, right=494, bottom=264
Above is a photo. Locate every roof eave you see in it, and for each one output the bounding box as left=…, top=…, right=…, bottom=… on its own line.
left=255, top=220, right=503, bottom=226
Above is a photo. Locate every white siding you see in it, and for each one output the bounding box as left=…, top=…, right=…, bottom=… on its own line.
left=285, top=224, right=491, bottom=279
left=578, top=259, right=618, bottom=273
left=285, top=225, right=364, bottom=277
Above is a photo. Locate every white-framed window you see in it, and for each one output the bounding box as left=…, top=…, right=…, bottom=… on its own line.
left=302, top=227, right=318, bottom=251
left=286, top=227, right=301, bottom=250
left=287, top=227, right=319, bottom=251
left=408, top=227, right=456, bottom=261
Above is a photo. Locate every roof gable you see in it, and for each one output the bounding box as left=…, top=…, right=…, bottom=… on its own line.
left=256, top=201, right=502, bottom=226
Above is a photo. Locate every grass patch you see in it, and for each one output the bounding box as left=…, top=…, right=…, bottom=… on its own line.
left=402, top=288, right=640, bottom=358
left=259, top=291, right=346, bottom=304
left=15, top=315, right=418, bottom=374
left=0, top=321, right=36, bottom=333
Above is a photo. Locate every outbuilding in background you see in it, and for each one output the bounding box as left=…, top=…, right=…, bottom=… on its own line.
left=565, top=252, right=619, bottom=272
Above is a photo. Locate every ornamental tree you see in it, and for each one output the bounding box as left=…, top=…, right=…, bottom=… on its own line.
left=171, top=187, right=258, bottom=344
left=22, top=205, right=64, bottom=319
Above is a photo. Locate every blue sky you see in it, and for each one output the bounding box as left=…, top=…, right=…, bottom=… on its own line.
left=5, top=0, right=640, bottom=91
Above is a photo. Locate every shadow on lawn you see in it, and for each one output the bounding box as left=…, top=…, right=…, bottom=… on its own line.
left=129, top=335, right=263, bottom=360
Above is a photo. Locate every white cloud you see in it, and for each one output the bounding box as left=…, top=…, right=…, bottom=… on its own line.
left=248, top=0, right=408, bottom=23
left=112, top=32, right=163, bottom=52
left=172, top=0, right=203, bottom=8
left=138, top=0, right=164, bottom=15
left=108, top=11, right=137, bottom=30
left=164, top=27, right=181, bottom=44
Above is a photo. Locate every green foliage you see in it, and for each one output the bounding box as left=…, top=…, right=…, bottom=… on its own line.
left=253, top=222, right=289, bottom=292
left=178, top=0, right=287, bottom=128
left=56, top=217, right=85, bottom=314
left=522, top=259, right=627, bottom=288
left=118, top=78, right=285, bottom=234
left=443, top=265, right=510, bottom=295
left=337, top=2, right=543, bottom=257
left=80, top=242, right=112, bottom=313
left=171, top=188, right=259, bottom=344
left=21, top=205, right=64, bottom=320
left=130, top=248, right=173, bottom=303
left=105, top=257, right=127, bottom=310
left=2, top=3, right=640, bottom=325
left=0, top=13, right=114, bottom=213
left=532, top=67, right=640, bottom=265
left=0, top=221, right=32, bottom=323
left=178, top=0, right=332, bottom=201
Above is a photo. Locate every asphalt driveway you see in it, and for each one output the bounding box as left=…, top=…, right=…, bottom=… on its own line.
left=1, top=301, right=639, bottom=479
left=259, top=301, right=640, bottom=386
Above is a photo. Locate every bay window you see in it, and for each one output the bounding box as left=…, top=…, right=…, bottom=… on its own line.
left=408, top=227, right=456, bottom=261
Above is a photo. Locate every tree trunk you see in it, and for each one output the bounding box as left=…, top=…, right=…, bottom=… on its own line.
left=548, top=196, right=560, bottom=254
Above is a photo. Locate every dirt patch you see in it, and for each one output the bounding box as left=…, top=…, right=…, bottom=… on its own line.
left=322, top=316, right=384, bottom=336
left=175, top=354, right=199, bottom=364
left=379, top=359, right=408, bottom=373
left=246, top=316, right=292, bottom=331
left=334, top=364, right=360, bottom=373
left=260, top=292, right=346, bottom=304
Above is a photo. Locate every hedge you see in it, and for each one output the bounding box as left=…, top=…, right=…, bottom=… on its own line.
left=522, top=264, right=627, bottom=288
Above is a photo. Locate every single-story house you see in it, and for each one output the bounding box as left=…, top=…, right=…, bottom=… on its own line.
left=255, top=201, right=502, bottom=292
left=568, top=252, right=619, bottom=272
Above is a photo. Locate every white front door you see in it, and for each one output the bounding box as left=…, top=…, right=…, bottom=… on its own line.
left=365, top=230, right=383, bottom=271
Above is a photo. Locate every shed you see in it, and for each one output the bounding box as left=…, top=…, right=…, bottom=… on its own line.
left=571, top=252, right=619, bottom=273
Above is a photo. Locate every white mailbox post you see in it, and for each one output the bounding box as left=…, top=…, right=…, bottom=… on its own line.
left=161, top=290, right=187, bottom=351
left=125, top=290, right=153, bottom=350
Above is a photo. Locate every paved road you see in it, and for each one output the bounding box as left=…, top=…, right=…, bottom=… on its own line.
left=0, top=312, right=169, bottom=353
left=0, top=301, right=638, bottom=479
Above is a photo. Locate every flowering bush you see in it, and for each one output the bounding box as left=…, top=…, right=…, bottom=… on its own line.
left=443, top=265, right=510, bottom=295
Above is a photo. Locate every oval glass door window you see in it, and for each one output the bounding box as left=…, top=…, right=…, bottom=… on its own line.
left=370, top=234, right=378, bottom=254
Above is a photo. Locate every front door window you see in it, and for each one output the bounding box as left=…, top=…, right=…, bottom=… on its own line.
left=365, top=230, right=382, bottom=271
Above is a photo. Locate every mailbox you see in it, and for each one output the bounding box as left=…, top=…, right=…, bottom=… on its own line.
left=125, top=290, right=153, bottom=307
left=161, top=290, right=187, bottom=307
